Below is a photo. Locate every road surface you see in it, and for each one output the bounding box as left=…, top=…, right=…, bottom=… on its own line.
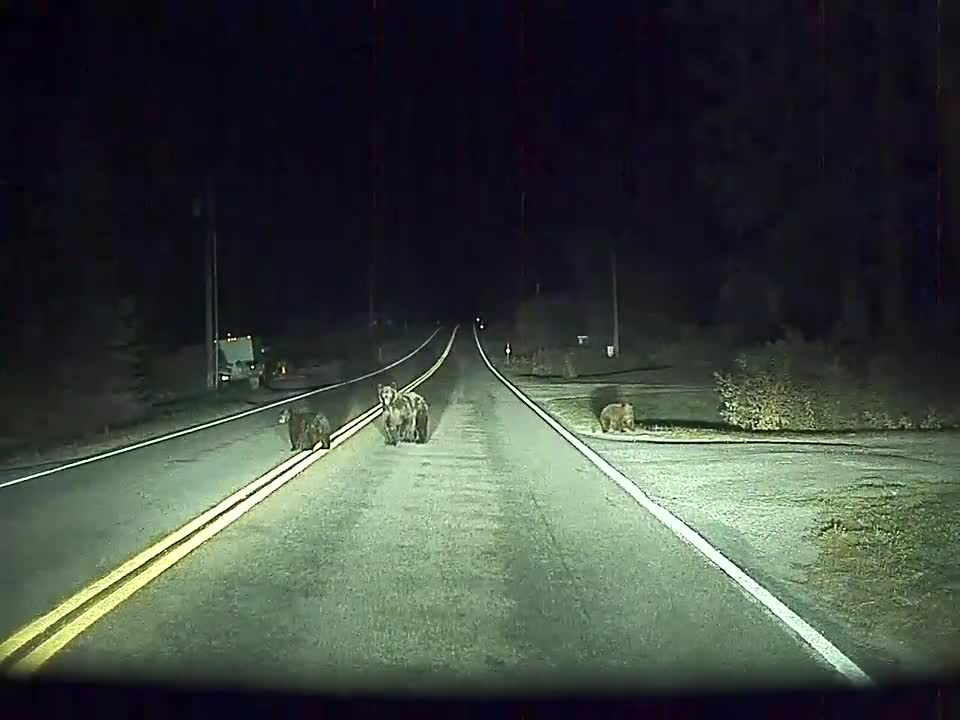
left=33, top=335, right=848, bottom=696
left=0, top=331, right=447, bottom=643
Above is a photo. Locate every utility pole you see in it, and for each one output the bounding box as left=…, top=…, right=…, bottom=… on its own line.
left=521, top=189, right=528, bottom=296
left=204, top=176, right=219, bottom=390
left=935, top=0, right=944, bottom=334
left=212, top=182, right=219, bottom=382
left=369, top=0, right=383, bottom=338
left=819, top=0, right=826, bottom=187
left=514, top=0, right=530, bottom=303
left=456, top=0, right=469, bottom=314
left=611, top=244, right=620, bottom=357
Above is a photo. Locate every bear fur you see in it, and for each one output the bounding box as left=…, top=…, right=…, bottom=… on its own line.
left=599, top=402, right=636, bottom=433
left=278, top=407, right=332, bottom=451
left=377, top=382, right=429, bottom=446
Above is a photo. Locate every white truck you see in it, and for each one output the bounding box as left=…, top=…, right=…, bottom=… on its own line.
left=217, top=334, right=267, bottom=388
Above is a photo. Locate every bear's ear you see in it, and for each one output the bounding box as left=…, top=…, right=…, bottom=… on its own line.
left=377, top=383, right=383, bottom=392
left=390, top=382, right=398, bottom=390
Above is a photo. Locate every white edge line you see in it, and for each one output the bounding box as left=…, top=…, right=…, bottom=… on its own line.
left=472, top=326, right=874, bottom=688
left=0, top=327, right=445, bottom=490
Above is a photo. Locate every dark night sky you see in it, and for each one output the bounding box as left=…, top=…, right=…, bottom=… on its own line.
left=2, top=1, right=676, bottom=341
left=1, top=1, right=942, bottom=346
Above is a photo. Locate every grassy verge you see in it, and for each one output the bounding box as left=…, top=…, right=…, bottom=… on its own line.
left=806, top=489, right=960, bottom=669
left=0, top=383, right=282, bottom=470
left=495, top=329, right=960, bottom=438
left=539, top=392, right=727, bottom=437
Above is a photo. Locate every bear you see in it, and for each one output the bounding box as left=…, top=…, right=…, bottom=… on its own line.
left=379, top=397, right=406, bottom=446
left=377, top=382, right=430, bottom=446
left=404, top=390, right=430, bottom=444
left=307, top=411, right=333, bottom=450
left=278, top=407, right=332, bottom=451
left=599, top=402, right=636, bottom=433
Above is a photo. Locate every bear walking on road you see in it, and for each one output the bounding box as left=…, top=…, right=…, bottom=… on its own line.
left=599, top=402, right=636, bottom=433
left=377, top=382, right=429, bottom=446
left=279, top=407, right=332, bottom=451
left=403, top=390, right=430, bottom=443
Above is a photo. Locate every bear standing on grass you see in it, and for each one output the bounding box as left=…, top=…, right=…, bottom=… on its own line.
left=377, top=382, right=429, bottom=446
left=278, top=407, right=332, bottom=451
left=599, top=402, right=636, bottom=433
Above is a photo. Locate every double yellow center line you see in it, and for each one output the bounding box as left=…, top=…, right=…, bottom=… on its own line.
left=0, top=326, right=458, bottom=676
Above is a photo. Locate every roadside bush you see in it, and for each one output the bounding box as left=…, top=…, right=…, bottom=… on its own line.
left=713, top=347, right=818, bottom=431
left=714, top=330, right=958, bottom=432
left=714, top=329, right=859, bottom=431
left=919, top=408, right=950, bottom=430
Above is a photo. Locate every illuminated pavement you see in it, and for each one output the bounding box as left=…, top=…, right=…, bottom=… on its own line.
left=41, top=336, right=850, bottom=695
left=0, top=332, right=446, bottom=643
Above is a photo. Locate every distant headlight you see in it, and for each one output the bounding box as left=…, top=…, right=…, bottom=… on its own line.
left=219, top=374, right=230, bottom=382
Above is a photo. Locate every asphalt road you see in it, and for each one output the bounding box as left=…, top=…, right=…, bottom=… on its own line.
left=39, top=333, right=847, bottom=696
left=0, top=330, right=448, bottom=643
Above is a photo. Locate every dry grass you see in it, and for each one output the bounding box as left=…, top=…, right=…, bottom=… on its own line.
left=806, top=490, right=960, bottom=670
left=541, top=396, right=602, bottom=433
left=0, top=385, right=273, bottom=469
left=540, top=391, right=728, bottom=437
